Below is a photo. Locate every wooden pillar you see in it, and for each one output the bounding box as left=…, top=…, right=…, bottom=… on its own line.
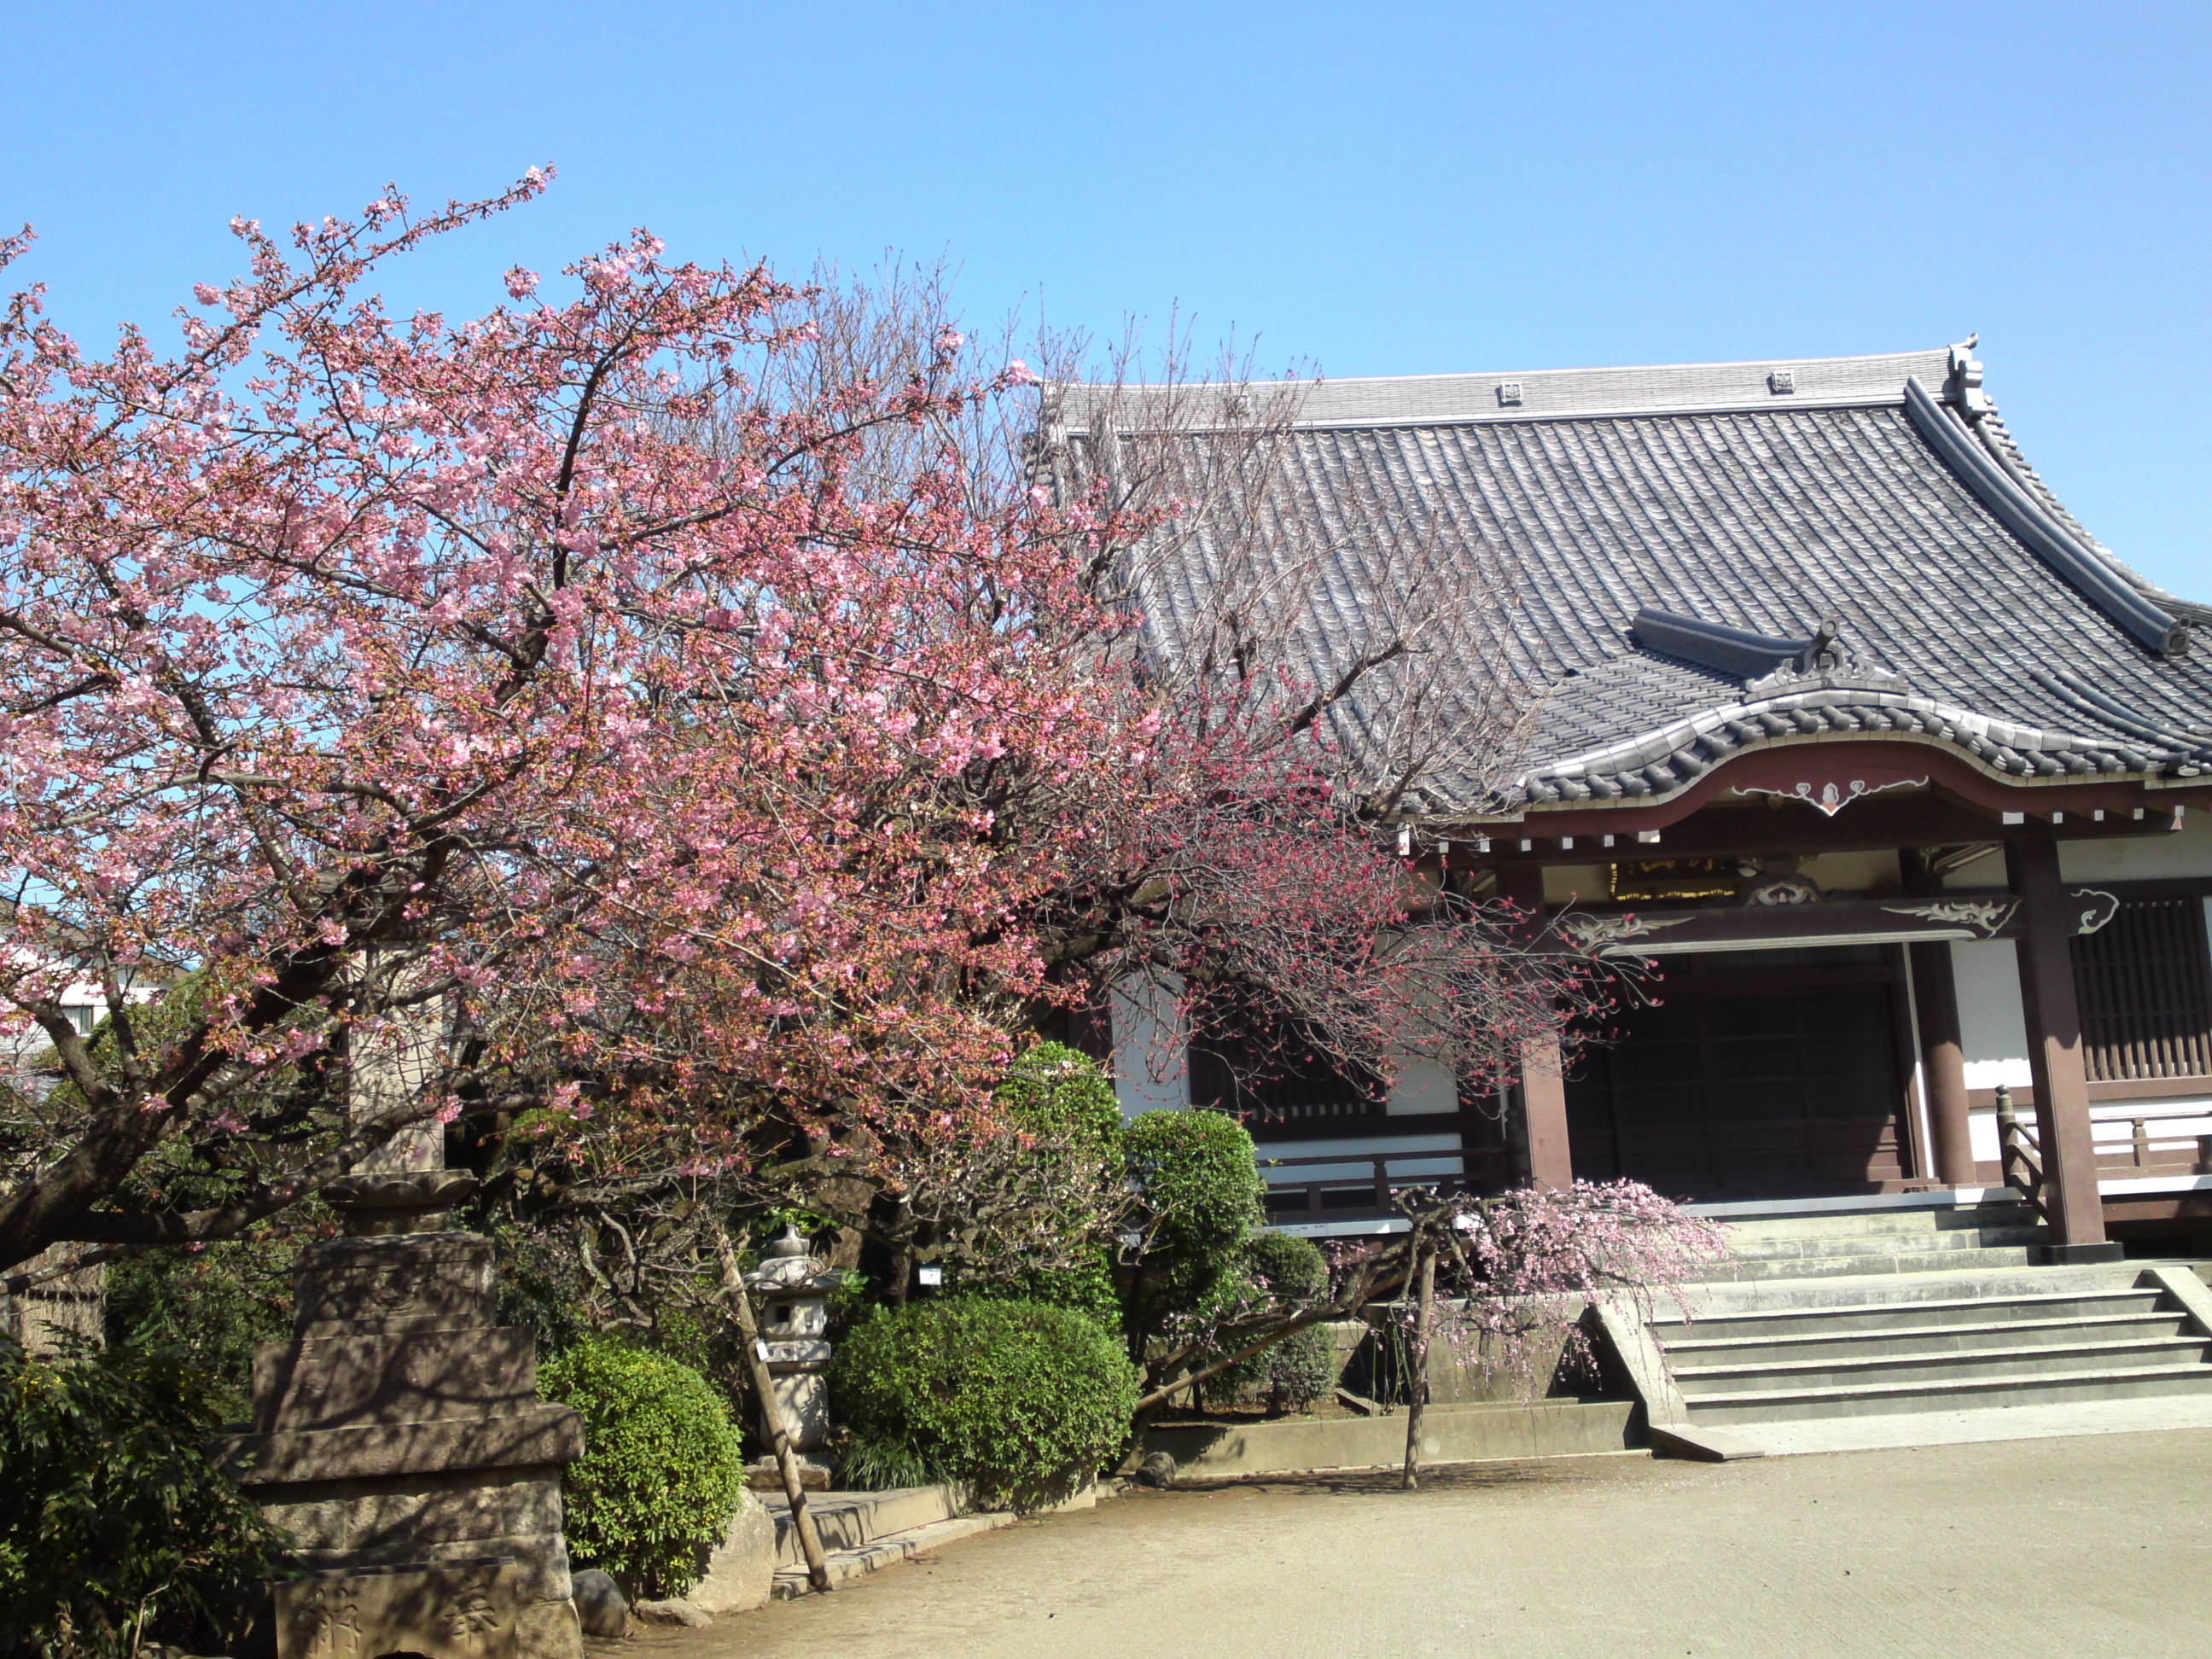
left=1500, top=861, right=1575, bottom=1190
left=2006, top=835, right=2118, bottom=1259
left=1907, top=940, right=1978, bottom=1187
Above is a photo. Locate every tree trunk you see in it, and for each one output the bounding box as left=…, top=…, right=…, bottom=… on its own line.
left=1400, top=1238, right=1437, bottom=1492
left=713, top=1225, right=832, bottom=1593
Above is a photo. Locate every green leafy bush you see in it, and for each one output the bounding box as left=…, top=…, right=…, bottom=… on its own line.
left=105, top=1237, right=300, bottom=1422
left=538, top=1340, right=745, bottom=1598
left=1123, top=1109, right=1263, bottom=1290
left=0, top=1337, right=284, bottom=1658
left=1121, top=1109, right=1264, bottom=1356
left=1242, top=1231, right=1337, bottom=1412
left=956, top=1247, right=1122, bottom=1331
left=942, top=1043, right=1126, bottom=1326
left=830, top=1298, right=1138, bottom=1508
left=995, top=1040, right=1123, bottom=1152
left=1190, top=1234, right=1336, bottom=1413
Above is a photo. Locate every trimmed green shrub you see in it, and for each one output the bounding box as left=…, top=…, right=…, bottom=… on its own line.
left=966, top=1246, right=1123, bottom=1331
left=995, top=1040, right=1123, bottom=1152
left=1121, top=1109, right=1264, bottom=1356
left=830, top=1298, right=1138, bottom=1508
left=1190, top=1234, right=1335, bottom=1413
left=538, top=1341, right=744, bottom=1597
left=1243, top=1232, right=1337, bottom=1412
left=1123, top=1109, right=1262, bottom=1286
left=943, top=1043, right=1125, bottom=1326
left=0, top=1337, right=284, bottom=1658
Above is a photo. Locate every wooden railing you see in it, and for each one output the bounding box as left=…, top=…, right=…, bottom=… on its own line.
left=1260, top=1145, right=1510, bottom=1222
left=1994, top=1085, right=2212, bottom=1221
left=1994, top=1086, right=2047, bottom=1222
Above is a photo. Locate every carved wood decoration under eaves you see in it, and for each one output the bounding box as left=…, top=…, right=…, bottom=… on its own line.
left=1557, top=888, right=2124, bottom=956
left=1729, top=771, right=1931, bottom=818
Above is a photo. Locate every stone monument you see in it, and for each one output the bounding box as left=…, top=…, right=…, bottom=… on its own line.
left=219, top=1168, right=585, bottom=1659
left=219, top=983, right=584, bottom=1659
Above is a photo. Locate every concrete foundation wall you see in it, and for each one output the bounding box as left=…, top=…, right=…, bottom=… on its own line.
left=1145, top=1399, right=1638, bottom=1477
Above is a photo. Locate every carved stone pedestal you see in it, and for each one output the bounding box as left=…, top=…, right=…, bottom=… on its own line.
left=219, top=1173, right=585, bottom=1659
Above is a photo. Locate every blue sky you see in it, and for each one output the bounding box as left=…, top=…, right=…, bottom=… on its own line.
left=6, top=2, right=2208, bottom=593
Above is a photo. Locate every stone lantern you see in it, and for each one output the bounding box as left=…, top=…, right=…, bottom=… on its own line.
left=743, top=1227, right=842, bottom=1458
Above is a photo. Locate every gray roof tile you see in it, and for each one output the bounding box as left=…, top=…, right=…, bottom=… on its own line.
left=1075, top=347, right=2212, bottom=815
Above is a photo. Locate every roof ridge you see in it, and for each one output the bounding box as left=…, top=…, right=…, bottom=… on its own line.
left=1903, top=377, right=2188, bottom=659
left=1056, top=346, right=1960, bottom=433
left=1295, top=344, right=1960, bottom=393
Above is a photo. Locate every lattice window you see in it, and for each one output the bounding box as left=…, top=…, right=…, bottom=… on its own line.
left=2072, top=898, right=2212, bottom=1081
left=1187, top=1010, right=1382, bottom=1123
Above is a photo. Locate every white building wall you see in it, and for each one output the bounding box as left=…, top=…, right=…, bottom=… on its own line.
left=2058, top=810, right=2212, bottom=882
left=1951, top=938, right=2032, bottom=1093
left=1937, top=819, right=2212, bottom=1167
left=1108, top=975, right=1188, bottom=1118
left=1384, top=1054, right=1458, bottom=1115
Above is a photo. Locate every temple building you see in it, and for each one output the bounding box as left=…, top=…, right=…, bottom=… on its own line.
left=1079, top=342, right=2212, bottom=1262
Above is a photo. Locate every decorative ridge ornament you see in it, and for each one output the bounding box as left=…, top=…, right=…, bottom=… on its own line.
left=1741, top=619, right=1907, bottom=698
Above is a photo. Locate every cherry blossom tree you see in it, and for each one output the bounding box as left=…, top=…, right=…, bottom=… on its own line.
left=0, top=177, right=1137, bottom=1278
left=0, top=183, right=1610, bottom=1293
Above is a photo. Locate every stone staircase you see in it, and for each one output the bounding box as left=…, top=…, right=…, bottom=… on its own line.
left=763, top=1486, right=1016, bottom=1598
left=1691, top=1198, right=2046, bottom=1282
left=1604, top=1198, right=2212, bottom=1458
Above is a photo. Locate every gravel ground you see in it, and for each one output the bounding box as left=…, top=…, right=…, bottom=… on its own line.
left=611, top=1429, right=2212, bottom=1659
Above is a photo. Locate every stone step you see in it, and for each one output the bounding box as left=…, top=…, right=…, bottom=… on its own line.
left=1652, top=1287, right=2164, bottom=1342
left=1720, top=1226, right=2046, bottom=1262
left=770, top=1511, right=1017, bottom=1599
left=1684, top=1360, right=2212, bottom=1424
left=1662, top=1311, right=2193, bottom=1369
left=1692, top=1245, right=2040, bottom=1283
left=1714, top=1206, right=2039, bottom=1244
left=1668, top=1261, right=2151, bottom=1319
left=765, top=1486, right=958, bottom=1566
left=1674, top=1335, right=2212, bottom=1396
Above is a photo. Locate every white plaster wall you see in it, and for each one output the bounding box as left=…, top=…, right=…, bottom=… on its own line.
left=1951, top=938, right=2032, bottom=1091
left=2060, top=810, right=2212, bottom=882
left=1108, top=975, right=1187, bottom=1118
left=1970, top=1097, right=2212, bottom=1165
left=1385, top=1054, right=1458, bottom=1115
left=1938, top=846, right=2006, bottom=888
left=1254, top=1132, right=1463, bottom=1190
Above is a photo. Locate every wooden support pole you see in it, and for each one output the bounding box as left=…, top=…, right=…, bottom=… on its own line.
left=2005, top=837, right=2117, bottom=1258
left=713, top=1226, right=833, bottom=1592
left=1516, top=1033, right=1575, bottom=1190
left=1500, top=861, right=1575, bottom=1190
left=1907, top=940, right=1978, bottom=1187
left=1400, top=1237, right=1437, bottom=1493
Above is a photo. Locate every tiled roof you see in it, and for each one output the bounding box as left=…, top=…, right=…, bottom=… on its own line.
left=1061, top=345, right=2212, bottom=818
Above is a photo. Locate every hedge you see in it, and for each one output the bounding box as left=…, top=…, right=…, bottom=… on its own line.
left=830, top=1298, right=1138, bottom=1508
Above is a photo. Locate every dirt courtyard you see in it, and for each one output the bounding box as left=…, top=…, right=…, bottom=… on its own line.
left=623, top=1429, right=2212, bottom=1659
